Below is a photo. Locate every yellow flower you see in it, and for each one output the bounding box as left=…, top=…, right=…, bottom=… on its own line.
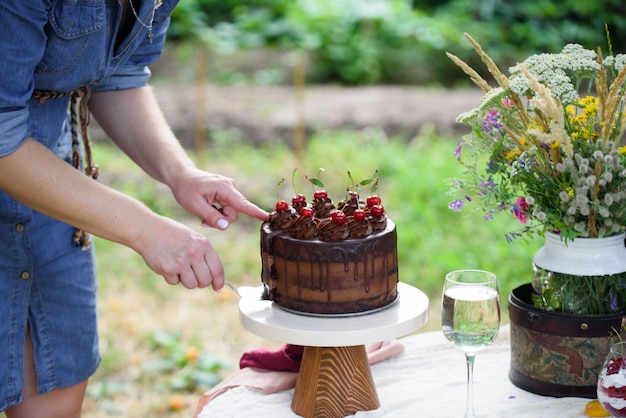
left=567, top=187, right=574, bottom=197
left=550, top=141, right=560, bottom=149
left=619, top=145, right=626, bottom=154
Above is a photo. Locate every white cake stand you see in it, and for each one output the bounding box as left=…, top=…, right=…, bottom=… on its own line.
left=239, top=282, right=429, bottom=418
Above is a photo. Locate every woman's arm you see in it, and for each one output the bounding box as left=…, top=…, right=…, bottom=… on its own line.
left=89, top=86, right=268, bottom=229
left=0, top=137, right=222, bottom=289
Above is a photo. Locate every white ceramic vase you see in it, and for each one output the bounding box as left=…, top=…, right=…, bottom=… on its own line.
left=533, top=232, right=626, bottom=276
left=532, top=232, right=626, bottom=314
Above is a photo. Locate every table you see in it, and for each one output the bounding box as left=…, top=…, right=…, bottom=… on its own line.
left=197, top=324, right=593, bottom=417
left=238, top=282, right=429, bottom=417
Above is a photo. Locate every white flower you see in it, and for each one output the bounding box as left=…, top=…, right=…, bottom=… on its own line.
left=580, top=205, right=590, bottom=216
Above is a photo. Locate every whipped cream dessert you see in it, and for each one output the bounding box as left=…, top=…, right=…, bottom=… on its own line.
left=598, top=357, right=626, bottom=416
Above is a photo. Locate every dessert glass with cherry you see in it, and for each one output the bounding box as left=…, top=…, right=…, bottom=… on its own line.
left=597, top=341, right=626, bottom=417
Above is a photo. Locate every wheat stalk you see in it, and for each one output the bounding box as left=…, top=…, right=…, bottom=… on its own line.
left=462, top=33, right=510, bottom=90
left=520, top=66, right=573, bottom=157
left=445, top=52, right=492, bottom=92
left=601, top=62, right=626, bottom=141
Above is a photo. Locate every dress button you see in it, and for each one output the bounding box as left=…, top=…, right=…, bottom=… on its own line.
left=15, top=224, right=24, bottom=232
left=20, top=271, right=30, bottom=280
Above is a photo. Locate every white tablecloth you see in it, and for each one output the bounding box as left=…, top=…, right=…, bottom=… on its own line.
left=198, top=325, right=592, bottom=417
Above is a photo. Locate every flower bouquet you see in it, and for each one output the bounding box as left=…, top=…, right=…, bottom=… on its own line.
left=446, top=33, right=626, bottom=315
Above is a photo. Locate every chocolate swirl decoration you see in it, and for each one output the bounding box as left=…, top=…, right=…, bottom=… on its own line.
left=311, top=197, right=335, bottom=218
left=337, top=194, right=361, bottom=216
left=290, top=215, right=319, bottom=239
left=292, top=200, right=306, bottom=214
left=367, top=212, right=388, bottom=231
left=347, top=216, right=373, bottom=238
left=318, top=218, right=350, bottom=241
left=269, top=207, right=299, bottom=230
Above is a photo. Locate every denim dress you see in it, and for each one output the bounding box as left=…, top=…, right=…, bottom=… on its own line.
left=0, top=0, right=178, bottom=410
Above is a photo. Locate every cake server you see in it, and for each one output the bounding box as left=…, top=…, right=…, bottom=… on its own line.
left=224, top=282, right=267, bottom=301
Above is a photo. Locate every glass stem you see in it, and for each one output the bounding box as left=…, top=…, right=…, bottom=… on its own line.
left=465, top=352, right=476, bottom=418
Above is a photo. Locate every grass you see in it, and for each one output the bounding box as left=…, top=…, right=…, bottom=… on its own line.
left=4, top=129, right=542, bottom=417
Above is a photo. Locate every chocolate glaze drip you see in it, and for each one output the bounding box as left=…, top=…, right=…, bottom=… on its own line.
left=290, top=216, right=319, bottom=239
left=312, top=197, right=335, bottom=218
left=260, top=220, right=398, bottom=314
left=318, top=218, right=349, bottom=241
left=347, top=217, right=373, bottom=238
left=269, top=207, right=299, bottom=230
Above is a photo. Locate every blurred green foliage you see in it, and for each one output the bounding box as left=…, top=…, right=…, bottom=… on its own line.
left=168, top=0, right=626, bottom=86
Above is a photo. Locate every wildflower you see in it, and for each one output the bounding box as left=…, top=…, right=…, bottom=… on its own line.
left=448, top=199, right=464, bottom=212
left=609, top=292, right=619, bottom=312
left=448, top=34, right=626, bottom=241
left=454, top=142, right=462, bottom=160
left=512, top=197, right=529, bottom=224
left=483, top=110, right=503, bottom=134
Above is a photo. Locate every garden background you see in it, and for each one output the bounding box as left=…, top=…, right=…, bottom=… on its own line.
left=10, top=1, right=626, bottom=416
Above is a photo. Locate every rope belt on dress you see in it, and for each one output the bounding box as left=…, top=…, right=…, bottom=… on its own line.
left=32, top=85, right=99, bottom=250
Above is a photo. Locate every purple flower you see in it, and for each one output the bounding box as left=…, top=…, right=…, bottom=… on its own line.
left=484, top=209, right=496, bottom=221
left=477, top=180, right=498, bottom=196
left=448, top=199, right=464, bottom=212
left=609, top=292, right=619, bottom=312
left=483, top=110, right=503, bottom=133
left=454, top=141, right=462, bottom=160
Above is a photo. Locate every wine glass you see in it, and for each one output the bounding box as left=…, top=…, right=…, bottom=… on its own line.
left=442, top=270, right=501, bottom=418
left=597, top=341, right=626, bottom=417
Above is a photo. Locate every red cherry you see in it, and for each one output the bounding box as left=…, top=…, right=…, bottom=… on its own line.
left=354, top=209, right=367, bottom=221
left=275, top=200, right=289, bottom=211
left=300, top=207, right=314, bottom=217
left=370, top=204, right=385, bottom=218
left=331, top=211, right=347, bottom=225
left=292, top=193, right=306, bottom=205
left=366, top=195, right=381, bottom=207
left=313, top=190, right=328, bottom=199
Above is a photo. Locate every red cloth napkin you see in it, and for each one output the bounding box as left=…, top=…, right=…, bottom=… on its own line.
left=240, top=344, right=304, bottom=372
left=193, top=340, right=404, bottom=418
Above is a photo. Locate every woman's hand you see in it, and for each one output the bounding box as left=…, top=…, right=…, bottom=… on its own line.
left=168, top=168, right=268, bottom=230
left=136, top=214, right=225, bottom=290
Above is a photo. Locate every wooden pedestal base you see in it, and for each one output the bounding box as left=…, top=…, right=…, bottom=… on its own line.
left=291, top=345, right=380, bottom=418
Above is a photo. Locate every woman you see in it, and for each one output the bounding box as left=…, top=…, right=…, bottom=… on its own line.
left=0, top=1, right=268, bottom=416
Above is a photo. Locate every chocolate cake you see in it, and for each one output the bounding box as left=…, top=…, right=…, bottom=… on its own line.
left=260, top=189, right=399, bottom=315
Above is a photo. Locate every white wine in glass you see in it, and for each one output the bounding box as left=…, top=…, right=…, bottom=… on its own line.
left=442, top=270, right=501, bottom=418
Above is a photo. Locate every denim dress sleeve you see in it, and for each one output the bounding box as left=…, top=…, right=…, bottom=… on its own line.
left=0, top=1, right=54, bottom=158
left=0, top=0, right=178, bottom=158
